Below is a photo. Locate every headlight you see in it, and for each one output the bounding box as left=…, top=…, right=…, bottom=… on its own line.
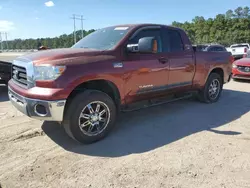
left=34, top=65, right=66, bottom=81
left=232, top=63, right=237, bottom=69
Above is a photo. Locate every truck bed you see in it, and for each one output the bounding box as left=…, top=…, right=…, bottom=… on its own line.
left=195, top=51, right=232, bottom=84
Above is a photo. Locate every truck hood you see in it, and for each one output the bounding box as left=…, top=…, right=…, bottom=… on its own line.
left=17, top=48, right=114, bottom=66
left=234, top=58, right=250, bottom=66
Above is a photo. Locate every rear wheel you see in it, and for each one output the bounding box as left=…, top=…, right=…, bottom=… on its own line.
left=63, top=90, right=117, bottom=144
left=197, top=73, right=223, bottom=103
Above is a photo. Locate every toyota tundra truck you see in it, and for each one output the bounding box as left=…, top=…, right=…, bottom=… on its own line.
left=8, top=24, right=233, bottom=144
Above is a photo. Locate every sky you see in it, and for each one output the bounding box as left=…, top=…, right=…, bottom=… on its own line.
left=0, top=0, right=249, bottom=40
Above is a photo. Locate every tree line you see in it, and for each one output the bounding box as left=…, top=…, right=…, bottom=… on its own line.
left=2, top=29, right=96, bottom=50
left=2, top=6, right=250, bottom=49
left=172, top=6, right=250, bottom=46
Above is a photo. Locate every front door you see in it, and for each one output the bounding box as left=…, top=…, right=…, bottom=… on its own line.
left=123, top=26, right=170, bottom=103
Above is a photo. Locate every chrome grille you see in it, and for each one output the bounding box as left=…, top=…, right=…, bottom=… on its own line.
left=237, top=66, right=250, bottom=73
left=12, top=65, right=28, bottom=87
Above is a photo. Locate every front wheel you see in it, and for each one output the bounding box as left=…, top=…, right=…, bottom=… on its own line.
left=63, top=90, right=117, bottom=144
left=197, top=73, right=223, bottom=103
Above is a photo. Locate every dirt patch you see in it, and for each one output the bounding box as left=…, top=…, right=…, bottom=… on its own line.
left=0, top=81, right=250, bottom=188
left=11, top=128, right=45, bottom=142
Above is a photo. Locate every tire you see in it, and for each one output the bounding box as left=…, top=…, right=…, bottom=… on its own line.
left=197, top=73, right=223, bottom=103
left=63, top=90, right=117, bottom=144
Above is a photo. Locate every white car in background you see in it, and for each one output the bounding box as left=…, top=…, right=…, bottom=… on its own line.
left=229, top=43, right=250, bottom=59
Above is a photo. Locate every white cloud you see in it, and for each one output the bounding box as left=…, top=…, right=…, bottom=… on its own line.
left=0, top=20, right=15, bottom=32
left=45, top=1, right=54, bottom=7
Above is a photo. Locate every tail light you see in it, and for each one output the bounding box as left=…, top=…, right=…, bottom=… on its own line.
left=244, top=48, right=247, bottom=53
left=230, top=56, right=234, bottom=64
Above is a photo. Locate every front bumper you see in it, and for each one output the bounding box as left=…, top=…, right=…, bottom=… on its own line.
left=8, top=87, right=66, bottom=121
left=232, top=68, right=250, bottom=80
left=232, top=74, right=250, bottom=80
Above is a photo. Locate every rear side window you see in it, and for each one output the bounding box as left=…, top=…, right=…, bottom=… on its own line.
left=162, top=29, right=184, bottom=52
left=208, top=47, right=216, bottom=52
left=208, top=46, right=226, bottom=52
left=217, top=47, right=226, bottom=51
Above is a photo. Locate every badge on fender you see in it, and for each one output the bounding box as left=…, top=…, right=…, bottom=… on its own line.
left=113, top=62, right=123, bottom=68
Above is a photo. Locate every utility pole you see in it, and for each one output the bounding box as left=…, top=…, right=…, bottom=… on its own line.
left=70, top=14, right=77, bottom=44
left=5, top=32, right=8, bottom=50
left=70, top=14, right=85, bottom=44
left=81, top=15, right=84, bottom=39
left=0, top=32, right=3, bottom=51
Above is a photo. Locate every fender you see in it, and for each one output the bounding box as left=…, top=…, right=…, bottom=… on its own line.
left=203, top=65, right=224, bottom=86
left=65, top=74, right=125, bottom=103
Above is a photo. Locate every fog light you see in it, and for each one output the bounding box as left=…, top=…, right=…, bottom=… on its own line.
left=34, top=104, right=47, bottom=116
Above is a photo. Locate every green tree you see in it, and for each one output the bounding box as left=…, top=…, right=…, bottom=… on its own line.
left=171, top=6, right=250, bottom=46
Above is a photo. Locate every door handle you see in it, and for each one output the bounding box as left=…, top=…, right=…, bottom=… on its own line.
left=158, top=57, right=168, bottom=64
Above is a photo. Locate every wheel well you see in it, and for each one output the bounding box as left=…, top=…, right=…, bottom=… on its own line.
left=66, top=80, right=121, bottom=108
left=210, top=68, right=224, bottom=82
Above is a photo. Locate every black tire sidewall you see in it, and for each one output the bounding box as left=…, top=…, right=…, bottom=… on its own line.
left=204, top=73, right=223, bottom=103
left=67, top=90, right=117, bottom=144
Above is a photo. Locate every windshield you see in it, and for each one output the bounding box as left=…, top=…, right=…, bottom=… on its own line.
left=72, top=26, right=131, bottom=50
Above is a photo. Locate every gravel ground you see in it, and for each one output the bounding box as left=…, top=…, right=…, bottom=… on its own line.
left=0, top=81, right=250, bottom=188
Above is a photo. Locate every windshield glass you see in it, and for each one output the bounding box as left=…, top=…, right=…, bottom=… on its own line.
left=72, top=26, right=131, bottom=50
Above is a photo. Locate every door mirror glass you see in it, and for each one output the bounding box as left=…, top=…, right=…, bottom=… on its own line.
left=127, top=37, right=157, bottom=53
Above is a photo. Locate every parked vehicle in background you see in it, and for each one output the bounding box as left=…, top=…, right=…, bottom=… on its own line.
left=194, top=44, right=227, bottom=52
left=8, top=24, right=233, bottom=144
left=226, top=47, right=231, bottom=52
left=38, top=46, right=50, bottom=51
left=0, top=61, right=11, bottom=85
left=229, top=43, right=250, bottom=59
left=232, top=50, right=250, bottom=80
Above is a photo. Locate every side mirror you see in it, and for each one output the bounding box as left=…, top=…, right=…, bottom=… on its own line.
left=138, top=37, right=158, bottom=53
left=126, top=37, right=158, bottom=53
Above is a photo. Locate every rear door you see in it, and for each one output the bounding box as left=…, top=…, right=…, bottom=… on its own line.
left=161, top=27, right=195, bottom=89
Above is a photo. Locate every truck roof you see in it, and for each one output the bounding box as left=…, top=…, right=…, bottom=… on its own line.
left=105, top=23, right=182, bottom=30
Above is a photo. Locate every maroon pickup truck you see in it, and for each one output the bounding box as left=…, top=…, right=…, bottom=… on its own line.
left=8, top=24, right=233, bottom=144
